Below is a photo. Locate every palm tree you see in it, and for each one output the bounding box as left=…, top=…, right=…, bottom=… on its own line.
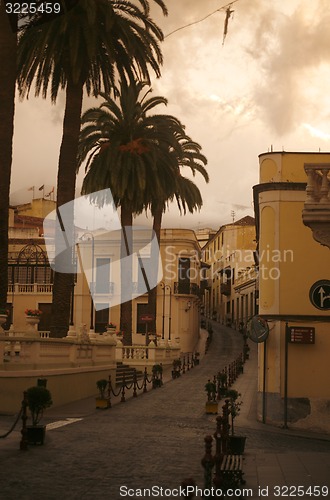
left=0, top=6, right=17, bottom=313
left=78, top=79, right=189, bottom=344
left=147, top=137, right=209, bottom=334
left=17, top=0, right=168, bottom=337
left=77, top=80, right=209, bottom=344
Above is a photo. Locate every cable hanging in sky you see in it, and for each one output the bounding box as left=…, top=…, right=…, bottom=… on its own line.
left=164, top=0, right=239, bottom=45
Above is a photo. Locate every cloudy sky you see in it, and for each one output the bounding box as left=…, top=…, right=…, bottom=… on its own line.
left=10, top=0, right=330, bottom=230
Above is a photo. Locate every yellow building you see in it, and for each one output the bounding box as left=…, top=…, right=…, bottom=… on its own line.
left=253, top=151, right=330, bottom=433
left=75, top=228, right=202, bottom=353
left=203, top=216, right=257, bottom=327
left=5, top=200, right=201, bottom=354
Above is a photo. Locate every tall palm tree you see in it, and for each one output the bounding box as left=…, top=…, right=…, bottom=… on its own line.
left=78, top=80, right=209, bottom=343
left=147, top=137, right=209, bottom=334
left=78, top=80, right=188, bottom=344
left=17, top=0, right=168, bottom=337
left=0, top=6, right=17, bottom=313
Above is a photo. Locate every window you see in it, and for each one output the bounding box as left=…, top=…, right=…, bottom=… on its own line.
left=136, top=303, right=149, bottom=334
left=95, top=258, right=110, bottom=294
left=178, top=257, right=190, bottom=294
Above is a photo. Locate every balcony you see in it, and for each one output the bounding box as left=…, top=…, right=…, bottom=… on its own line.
left=174, top=282, right=200, bottom=296
left=8, top=283, right=53, bottom=294
left=303, top=164, right=330, bottom=248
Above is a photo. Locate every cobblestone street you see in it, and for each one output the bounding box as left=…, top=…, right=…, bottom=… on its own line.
left=1, top=322, right=329, bottom=499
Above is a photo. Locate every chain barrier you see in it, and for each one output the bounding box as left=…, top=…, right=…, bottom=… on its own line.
left=0, top=407, right=23, bottom=439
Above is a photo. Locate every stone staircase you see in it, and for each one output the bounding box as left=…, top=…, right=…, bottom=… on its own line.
left=115, top=362, right=144, bottom=386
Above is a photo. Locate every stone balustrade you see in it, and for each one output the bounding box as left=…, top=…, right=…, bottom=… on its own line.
left=116, top=341, right=181, bottom=367
left=303, top=163, right=330, bottom=248
left=1, top=335, right=117, bottom=370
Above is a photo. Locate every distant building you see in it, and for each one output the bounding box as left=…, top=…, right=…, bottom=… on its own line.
left=195, top=227, right=217, bottom=248
left=202, top=215, right=257, bottom=326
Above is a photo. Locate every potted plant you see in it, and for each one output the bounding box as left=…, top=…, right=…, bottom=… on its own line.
left=0, top=308, right=8, bottom=333
left=225, top=389, right=246, bottom=454
left=25, top=309, right=42, bottom=334
left=106, top=322, right=116, bottom=333
left=26, top=385, right=53, bottom=445
left=205, top=379, right=218, bottom=414
left=96, top=379, right=110, bottom=409
left=172, top=358, right=181, bottom=379
left=152, top=364, right=163, bottom=388
left=193, top=352, right=200, bottom=366
left=217, top=371, right=227, bottom=397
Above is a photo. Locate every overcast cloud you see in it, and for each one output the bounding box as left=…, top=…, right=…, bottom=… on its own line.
left=10, top=0, right=330, bottom=230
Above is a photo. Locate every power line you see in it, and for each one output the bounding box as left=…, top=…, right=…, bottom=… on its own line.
left=164, top=0, right=239, bottom=39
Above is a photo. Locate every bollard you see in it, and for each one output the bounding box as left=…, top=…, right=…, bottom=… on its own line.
left=143, top=367, right=148, bottom=393
left=121, top=375, right=126, bottom=402
left=20, top=391, right=28, bottom=451
left=133, top=369, right=137, bottom=398
left=107, top=375, right=112, bottom=408
left=201, top=435, right=214, bottom=491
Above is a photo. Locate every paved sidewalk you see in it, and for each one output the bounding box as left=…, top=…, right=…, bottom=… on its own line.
left=0, top=321, right=329, bottom=499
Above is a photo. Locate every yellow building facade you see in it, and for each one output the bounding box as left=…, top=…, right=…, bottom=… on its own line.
left=5, top=201, right=201, bottom=354
left=203, top=216, right=257, bottom=327
left=253, top=152, right=330, bottom=433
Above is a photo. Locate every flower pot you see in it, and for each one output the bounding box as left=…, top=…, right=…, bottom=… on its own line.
left=205, top=401, right=218, bottom=414
left=95, top=398, right=110, bottom=409
left=228, top=435, right=246, bottom=454
left=25, top=316, right=40, bottom=337
left=26, top=425, right=46, bottom=445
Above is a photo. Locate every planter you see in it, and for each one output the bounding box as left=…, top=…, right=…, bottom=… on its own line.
left=25, top=316, right=40, bottom=337
left=205, top=401, right=218, bottom=414
left=95, top=398, right=110, bottom=409
left=26, top=425, right=46, bottom=445
left=228, top=435, right=246, bottom=455
left=0, top=314, right=7, bottom=333
left=152, top=378, right=162, bottom=388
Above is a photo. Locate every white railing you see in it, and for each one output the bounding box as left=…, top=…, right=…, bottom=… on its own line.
left=7, top=283, right=53, bottom=294
left=117, top=343, right=181, bottom=366
left=1, top=335, right=180, bottom=370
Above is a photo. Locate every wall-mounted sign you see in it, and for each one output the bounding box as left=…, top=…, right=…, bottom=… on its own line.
left=140, top=314, right=154, bottom=322
left=309, top=280, right=330, bottom=310
left=288, top=326, right=315, bottom=344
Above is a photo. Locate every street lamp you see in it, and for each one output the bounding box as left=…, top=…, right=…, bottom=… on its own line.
left=79, top=232, right=95, bottom=331
left=160, top=281, right=172, bottom=340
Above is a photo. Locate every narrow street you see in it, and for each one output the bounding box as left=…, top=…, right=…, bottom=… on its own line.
left=0, top=322, right=329, bottom=499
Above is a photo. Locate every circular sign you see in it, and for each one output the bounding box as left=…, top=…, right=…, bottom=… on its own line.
left=309, top=280, right=330, bottom=311
left=247, top=316, right=269, bottom=343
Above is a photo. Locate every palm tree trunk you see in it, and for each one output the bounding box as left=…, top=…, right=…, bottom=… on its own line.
left=148, top=205, right=163, bottom=336
left=50, top=78, right=83, bottom=337
left=120, top=205, right=133, bottom=345
left=0, top=7, right=16, bottom=310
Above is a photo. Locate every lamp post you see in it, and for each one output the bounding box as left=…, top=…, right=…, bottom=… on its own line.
left=79, top=232, right=95, bottom=331
left=160, top=281, right=172, bottom=340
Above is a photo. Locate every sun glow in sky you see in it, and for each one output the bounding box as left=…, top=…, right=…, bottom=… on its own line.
left=10, top=0, right=330, bottom=229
